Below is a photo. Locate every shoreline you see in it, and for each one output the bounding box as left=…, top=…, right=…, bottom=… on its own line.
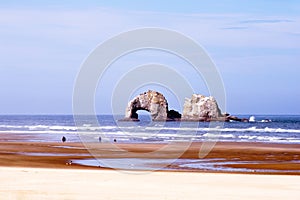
left=2, top=135, right=300, bottom=199
left=1, top=134, right=300, bottom=175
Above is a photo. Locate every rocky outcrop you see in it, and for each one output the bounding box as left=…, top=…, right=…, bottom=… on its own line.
left=123, top=90, right=246, bottom=122
left=124, top=90, right=169, bottom=121
left=181, top=94, right=224, bottom=121
left=167, top=109, right=182, bottom=120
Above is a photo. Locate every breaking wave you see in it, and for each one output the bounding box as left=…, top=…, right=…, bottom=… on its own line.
left=1, top=124, right=300, bottom=134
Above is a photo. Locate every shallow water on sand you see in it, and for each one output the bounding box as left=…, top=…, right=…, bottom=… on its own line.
left=71, top=158, right=300, bottom=173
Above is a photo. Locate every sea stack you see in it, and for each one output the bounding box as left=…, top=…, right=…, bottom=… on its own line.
left=181, top=94, right=224, bottom=121
left=124, top=90, right=169, bottom=121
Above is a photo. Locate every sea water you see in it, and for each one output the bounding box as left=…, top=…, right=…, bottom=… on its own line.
left=0, top=115, right=300, bottom=144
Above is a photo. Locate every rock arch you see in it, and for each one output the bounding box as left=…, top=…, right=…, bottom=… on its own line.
left=124, top=90, right=169, bottom=121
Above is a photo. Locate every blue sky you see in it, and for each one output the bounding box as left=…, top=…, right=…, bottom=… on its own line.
left=0, top=1, right=299, bottom=115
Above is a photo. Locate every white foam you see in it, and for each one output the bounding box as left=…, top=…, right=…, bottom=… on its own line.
left=249, top=116, right=256, bottom=122
left=49, top=126, right=77, bottom=131
left=1, top=124, right=300, bottom=134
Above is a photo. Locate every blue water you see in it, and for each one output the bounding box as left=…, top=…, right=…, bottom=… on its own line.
left=0, top=115, right=300, bottom=144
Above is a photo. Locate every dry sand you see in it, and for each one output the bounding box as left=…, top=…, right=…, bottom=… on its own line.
left=1, top=167, right=300, bottom=200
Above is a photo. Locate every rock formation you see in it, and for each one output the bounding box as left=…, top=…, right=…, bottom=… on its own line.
left=167, top=109, right=182, bottom=120
left=124, top=90, right=169, bottom=121
left=181, top=94, right=224, bottom=121
left=123, top=90, right=247, bottom=122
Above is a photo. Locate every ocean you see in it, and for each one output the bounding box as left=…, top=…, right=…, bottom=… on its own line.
left=0, top=115, right=300, bottom=144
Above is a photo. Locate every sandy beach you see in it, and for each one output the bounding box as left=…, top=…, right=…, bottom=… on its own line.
left=1, top=167, right=300, bottom=200
left=1, top=133, right=300, bottom=199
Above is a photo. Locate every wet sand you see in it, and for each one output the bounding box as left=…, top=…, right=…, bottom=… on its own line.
left=0, top=134, right=300, bottom=174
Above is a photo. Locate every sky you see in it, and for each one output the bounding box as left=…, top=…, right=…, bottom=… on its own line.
left=0, top=0, right=300, bottom=115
